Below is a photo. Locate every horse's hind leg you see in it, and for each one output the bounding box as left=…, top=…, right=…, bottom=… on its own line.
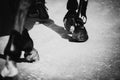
left=14, top=0, right=30, bottom=34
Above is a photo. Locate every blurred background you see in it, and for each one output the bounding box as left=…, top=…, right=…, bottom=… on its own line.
left=0, top=0, right=120, bottom=80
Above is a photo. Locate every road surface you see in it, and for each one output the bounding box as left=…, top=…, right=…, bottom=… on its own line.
left=0, top=0, right=120, bottom=80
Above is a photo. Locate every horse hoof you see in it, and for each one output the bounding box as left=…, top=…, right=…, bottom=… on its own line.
left=1, top=61, right=18, bottom=77
left=69, top=27, right=89, bottom=42
left=24, top=48, right=39, bottom=62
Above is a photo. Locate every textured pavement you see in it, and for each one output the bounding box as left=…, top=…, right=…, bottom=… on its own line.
left=0, top=0, right=120, bottom=80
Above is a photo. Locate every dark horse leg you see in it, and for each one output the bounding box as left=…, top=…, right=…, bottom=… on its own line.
left=1, top=0, right=31, bottom=77
left=63, top=0, right=89, bottom=42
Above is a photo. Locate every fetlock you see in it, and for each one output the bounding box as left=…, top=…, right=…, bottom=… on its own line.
left=63, top=10, right=77, bottom=33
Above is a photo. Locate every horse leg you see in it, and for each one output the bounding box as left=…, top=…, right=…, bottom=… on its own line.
left=14, top=0, right=30, bottom=34
left=17, top=0, right=39, bottom=62
left=1, top=30, right=23, bottom=77
left=22, top=28, right=39, bottom=62
left=1, top=0, right=31, bottom=77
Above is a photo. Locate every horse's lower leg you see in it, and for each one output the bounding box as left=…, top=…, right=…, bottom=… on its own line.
left=14, top=0, right=30, bottom=34
left=1, top=30, right=22, bottom=77
left=1, top=0, right=31, bottom=77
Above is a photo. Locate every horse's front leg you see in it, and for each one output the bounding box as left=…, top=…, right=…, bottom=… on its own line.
left=14, top=0, right=39, bottom=62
